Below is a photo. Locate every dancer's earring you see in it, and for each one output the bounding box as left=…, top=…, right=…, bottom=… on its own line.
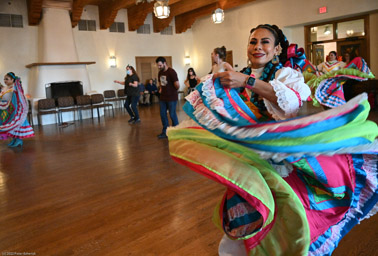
left=247, top=59, right=252, bottom=67
left=272, top=54, right=280, bottom=64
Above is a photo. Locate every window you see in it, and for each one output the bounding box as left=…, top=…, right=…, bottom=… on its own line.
left=78, top=19, right=96, bottom=31
left=309, top=24, right=333, bottom=42
left=160, top=26, right=173, bottom=35
left=109, top=22, right=125, bottom=33
left=137, top=24, right=151, bottom=34
left=0, top=13, right=23, bottom=28
left=337, top=19, right=364, bottom=39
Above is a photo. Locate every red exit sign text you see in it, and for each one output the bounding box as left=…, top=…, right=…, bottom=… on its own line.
left=319, top=6, right=327, bottom=14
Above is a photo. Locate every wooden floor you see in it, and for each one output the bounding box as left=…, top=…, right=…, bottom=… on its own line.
left=0, top=101, right=376, bottom=256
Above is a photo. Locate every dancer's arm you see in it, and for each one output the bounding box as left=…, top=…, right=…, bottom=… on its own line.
left=129, top=81, right=139, bottom=88
left=213, top=71, right=278, bottom=103
left=224, top=62, right=234, bottom=72
left=114, top=80, right=125, bottom=85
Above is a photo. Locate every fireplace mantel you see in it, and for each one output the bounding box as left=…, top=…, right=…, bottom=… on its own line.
left=26, top=61, right=96, bottom=68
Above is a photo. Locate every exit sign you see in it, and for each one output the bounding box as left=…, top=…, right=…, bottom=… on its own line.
left=319, top=6, right=327, bottom=14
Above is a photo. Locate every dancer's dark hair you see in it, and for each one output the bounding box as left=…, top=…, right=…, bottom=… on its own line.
left=214, top=46, right=227, bottom=61
left=6, top=72, right=16, bottom=80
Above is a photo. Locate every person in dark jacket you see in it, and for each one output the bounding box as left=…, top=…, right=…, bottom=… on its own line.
left=146, top=79, right=158, bottom=105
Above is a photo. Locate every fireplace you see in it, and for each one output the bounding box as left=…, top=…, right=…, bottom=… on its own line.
left=45, top=81, right=84, bottom=101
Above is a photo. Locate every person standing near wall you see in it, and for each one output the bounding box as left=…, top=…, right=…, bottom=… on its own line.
left=155, top=57, right=180, bottom=139
left=114, top=65, right=141, bottom=124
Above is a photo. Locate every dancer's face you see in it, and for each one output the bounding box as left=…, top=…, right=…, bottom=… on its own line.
left=247, top=28, right=279, bottom=69
left=211, top=51, right=219, bottom=63
left=3, top=75, right=14, bottom=86
left=344, top=53, right=350, bottom=63
left=329, top=52, right=337, bottom=61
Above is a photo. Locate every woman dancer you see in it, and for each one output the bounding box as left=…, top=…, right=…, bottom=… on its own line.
left=114, top=65, right=141, bottom=124
left=211, top=46, right=234, bottom=74
left=184, top=68, right=200, bottom=95
left=317, top=51, right=346, bottom=75
left=169, top=24, right=377, bottom=255
left=0, top=72, right=34, bottom=147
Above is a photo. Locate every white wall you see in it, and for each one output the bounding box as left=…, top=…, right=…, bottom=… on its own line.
left=0, top=0, right=38, bottom=95
left=191, top=0, right=378, bottom=76
left=74, top=7, right=195, bottom=93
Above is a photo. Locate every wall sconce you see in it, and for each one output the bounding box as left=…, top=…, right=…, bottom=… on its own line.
left=154, top=0, right=170, bottom=19
left=184, top=56, right=191, bottom=65
left=109, top=56, right=117, bottom=68
left=346, top=30, right=354, bottom=36
left=310, top=27, right=317, bottom=33
left=212, top=8, right=224, bottom=24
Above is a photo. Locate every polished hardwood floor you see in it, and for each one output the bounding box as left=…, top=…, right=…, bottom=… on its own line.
left=0, top=101, right=376, bottom=256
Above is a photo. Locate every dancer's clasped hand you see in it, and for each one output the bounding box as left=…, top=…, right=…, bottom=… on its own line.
left=213, top=71, right=248, bottom=89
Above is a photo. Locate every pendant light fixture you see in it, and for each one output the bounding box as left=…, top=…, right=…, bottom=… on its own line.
left=154, top=0, right=170, bottom=19
left=212, top=8, right=224, bottom=24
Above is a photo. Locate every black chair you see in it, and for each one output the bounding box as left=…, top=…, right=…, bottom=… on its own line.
left=57, top=96, right=77, bottom=124
left=117, top=89, right=127, bottom=109
left=76, top=95, right=93, bottom=121
left=37, top=98, right=60, bottom=126
left=90, top=94, right=114, bottom=120
left=104, top=90, right=122, bottom=108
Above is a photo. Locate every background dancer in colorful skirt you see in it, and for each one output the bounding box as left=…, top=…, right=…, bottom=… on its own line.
left=168, top=24, right=377, bottom=256
left=317, top=51, right=346, bottom=75
left=0, top=72, right=34, bottom=148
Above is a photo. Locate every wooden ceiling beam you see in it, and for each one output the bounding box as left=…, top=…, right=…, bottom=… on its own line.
left=175, top=3, right=217, bottom=34
left=127, top=2, right=154, bottom=31
left=219, top=0, right=256, bottom=9
left=175, top=0, right=256, bottom=34
left=27, top=0, right=43, bottom=26
left=153, top=0, right=218, bottom=33
left=71, top=0, right=92, bottom=28
left=99, top=0, right=135, bottom=30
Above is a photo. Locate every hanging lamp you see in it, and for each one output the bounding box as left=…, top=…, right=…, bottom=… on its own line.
left=154, top=0, right=170, bottom=19
left=212, top=8, right=224, bottom=24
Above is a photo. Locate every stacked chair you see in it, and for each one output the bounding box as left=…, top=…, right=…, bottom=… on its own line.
left=36, top=91, right=123, bottom=125
left=37, top=98, right=60, bottom=125
left=90, top=94, right=115, bottom=121
left=76, top=95, right=93, bottom=121
left=57, top=96, right=77, bottom=124
left=104, top=90, right=122, bottom=108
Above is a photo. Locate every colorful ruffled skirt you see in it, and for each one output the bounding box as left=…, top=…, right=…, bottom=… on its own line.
left=0, top=79, right=34, bottom=140
left=168, top=76, right=377, bottom=256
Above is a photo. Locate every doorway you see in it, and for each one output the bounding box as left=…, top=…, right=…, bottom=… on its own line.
left=135, top=56, right=172, bottom=85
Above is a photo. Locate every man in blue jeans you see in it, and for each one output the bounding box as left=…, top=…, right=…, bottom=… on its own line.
left=156, top=57, right=180, bottom=139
